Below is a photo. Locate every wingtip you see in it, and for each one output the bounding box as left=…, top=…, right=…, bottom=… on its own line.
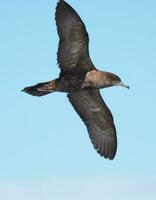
left=56, top=0, right=67, bottom=12
left=96, top=135, right=117, bottom=160
left=97, top=149, right=116, bottom=160
left=57, top=0, right=71, bottom=8
left=58, top=0, right=65, bottom=4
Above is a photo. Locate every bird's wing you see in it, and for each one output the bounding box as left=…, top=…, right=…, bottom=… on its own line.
left=67, top=89, right=117, bottom=159
left=55, top=0, right=95, bottom=75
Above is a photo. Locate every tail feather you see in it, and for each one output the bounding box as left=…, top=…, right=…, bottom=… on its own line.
left=22, top=80, right=56, bottom=97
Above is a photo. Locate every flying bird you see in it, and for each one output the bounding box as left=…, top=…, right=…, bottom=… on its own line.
left=22, top=0, right=129, bottom=160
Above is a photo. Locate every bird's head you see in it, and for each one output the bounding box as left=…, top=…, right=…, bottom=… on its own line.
left=104, top=72, right=130, bottom=89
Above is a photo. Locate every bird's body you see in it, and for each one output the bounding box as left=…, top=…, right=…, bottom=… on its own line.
left=22, top=0, right=129, bottom=159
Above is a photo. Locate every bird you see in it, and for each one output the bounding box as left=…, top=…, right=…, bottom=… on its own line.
left=22, top=0, right=129, bottom=160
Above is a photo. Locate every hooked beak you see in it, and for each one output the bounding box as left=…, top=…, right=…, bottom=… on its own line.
left=119, top=81, right=130, bottom=89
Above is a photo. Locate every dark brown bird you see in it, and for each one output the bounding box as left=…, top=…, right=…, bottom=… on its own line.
left=22, top=0, right=129, bottom=160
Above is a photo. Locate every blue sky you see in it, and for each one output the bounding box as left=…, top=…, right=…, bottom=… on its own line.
left=0, top=0, right=156, bottom=199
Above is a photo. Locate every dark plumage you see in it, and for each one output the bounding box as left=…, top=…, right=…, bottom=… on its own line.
left=22, top=0, right=129, bottom=160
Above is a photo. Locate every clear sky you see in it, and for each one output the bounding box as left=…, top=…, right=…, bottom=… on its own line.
left=0, top=0, right=156, bottom=199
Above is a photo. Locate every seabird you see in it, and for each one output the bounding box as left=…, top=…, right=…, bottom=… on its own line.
left=22, top=0, right=129, bottom=160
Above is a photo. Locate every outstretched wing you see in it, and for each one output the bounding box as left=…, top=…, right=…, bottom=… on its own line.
left=55, top=0, right=95, bottom=75
left=68, top=89, right=117, bottom=159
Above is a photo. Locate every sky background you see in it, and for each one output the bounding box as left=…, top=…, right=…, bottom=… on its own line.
left=0, top=0, right=156, bottom=199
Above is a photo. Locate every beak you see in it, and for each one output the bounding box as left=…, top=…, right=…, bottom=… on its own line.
left=119, top=81, right=130, bottom=89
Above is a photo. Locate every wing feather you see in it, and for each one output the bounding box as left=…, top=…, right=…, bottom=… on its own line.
left=67, top=89, right=117, bottom=159
left=55, top=0, right=95, bottom=74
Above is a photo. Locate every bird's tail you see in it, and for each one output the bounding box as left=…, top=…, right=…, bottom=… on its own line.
left=22, top=80, right=56, bottom=97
